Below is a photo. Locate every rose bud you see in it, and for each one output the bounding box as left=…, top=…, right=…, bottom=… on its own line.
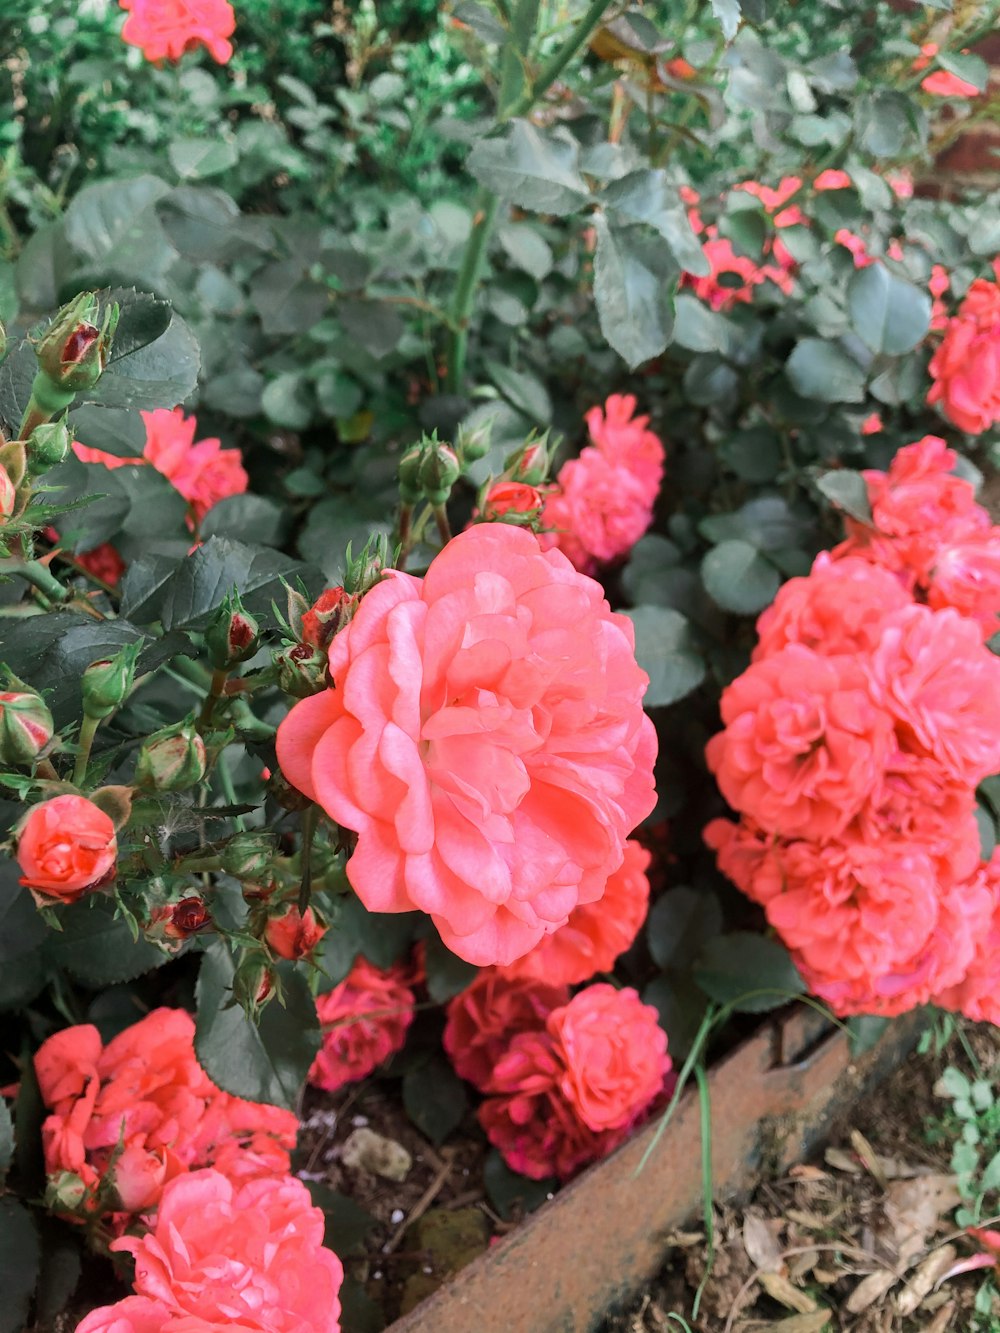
left=0, top=461, right=14, bottom=520
left=148, top=896, right=212, bottom=942
left=482, top=481, right=545, bottom=524
left=44, top=1170, right=91, bottom=1216
left=264, top=902, right=326, bottom=960
left=456, top=420, right=492, bottom=463
left=398, top=445, right=423, bottom=504
left=221, top=830, right=276, bottom=881
left=204, top=592, right=260, bottom=670
left=275, top=642, right=328, bottom=698
left=33, top=293, right=120, bottom=404
left=344, top=531, right=391, bottom=597
left=25, top=421, right=71, bottom=476
left=135, top=721, right=207, bottom=791
left=232, top=951, right=277, bottom=1018
left=418, top=440, right=461, bottom=505
left=507, top=437, right=550, bottom=485
left=16, top=794, right=117, bottom=904
left=300, top=586, right=358, bottom=651
left=0, top=687, right=54, bottom=765
left=81, top=642, right=141, bottom=721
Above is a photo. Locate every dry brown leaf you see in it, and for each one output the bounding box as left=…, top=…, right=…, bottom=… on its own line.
left=788, top=1164, right=829, bottom=1182
left=923, top=1299, right=956, bottom=1332
left=759, top=1272, right=817, bottom=1314
left=845, top=1268, right=897, bottom=1314
left=896, top=1244, right=958, bottom=1316
left=874, top=1156, right=929, bottom=1181
left=743, top=1212, right=784, bottom=1273
left=825, top=1146, right=861, bottom=1174
left=812, top=1267, right=841, bottom=1285
left=663, top=1228, right=704, bottom=1247
left=785, top=1209, right=830, bottom=1231
left=765, top=1314, right=832, bottom=1333
left=850, top=1130, right=888, bottom=1190
left=787, top=1249, right=819, bottom=1281
left=884, top=1175, right=960, bottom=1264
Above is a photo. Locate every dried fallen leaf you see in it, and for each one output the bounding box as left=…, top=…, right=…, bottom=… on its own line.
left=787, top=1249, right=819, bottom=1281
left=825, top=1146, right=861, bottom=1174
left=759, top=1272, right=817, bottom=1314
left=850, top=1130, right=888, bottom=1190
left=923, top=1299, right=956, bottom=1333
left=765, top=1314, right=832, bottom=1333
left=789, top=1164, right=829, bottom=1182
left=812, top=1267, right=841, bottom=1285
left=743, top=1211, right=784, bottom=1273
left=884, top=1175, right=960, bottom=1264
left=896, top=1243, right=958, bottom=1315
left=786, top=1209, right=830, bottom=1231
left=846, top=1268, right=897, bottom=1314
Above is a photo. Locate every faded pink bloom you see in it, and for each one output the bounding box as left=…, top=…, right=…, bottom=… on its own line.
left=928, top=268, right=1000, bottom=435
left=142, top=408, right=248, bottom=522
left=308, top=956, right=415, bottom=1092
left=541, top=447, right=657, bottom=573
left=861, top=412, right=883, bottom=435
left=585, top=393, right=665, bottom=492
left=443, top=970, right=569, bottom=1091
left=276, top=524, right=657, bottom=966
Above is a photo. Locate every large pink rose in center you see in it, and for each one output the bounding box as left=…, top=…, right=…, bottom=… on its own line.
left=277, top=525, right=657, bottom=965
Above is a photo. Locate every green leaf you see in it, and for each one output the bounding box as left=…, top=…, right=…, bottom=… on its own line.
left=694, top=932, right=805, bottom=1012
left=0, top=863, right=47, bottom=963
left=786, top=337, right=866, bottom=403
left=33, top=1228, right=81, bottom=1324
left=423, top=935, right=478, bottom=1003
left=936, top=50, right=989, bottom=92
left=0, top=1199, right=39, bottom=1333
left=647, top=886, right=723, bottom=973
left=314, top=897, right=420, bottom=990
left=195, top=941, right=320, bottom=1110
left=200, top=495, right=287, bottom=547
left=719, top=427, right=783, bottom=483
left=402, top=1056, right=468, bottom=1146
left=719, top=207, right=767, bottom=261
left=847, top=264, right=931, bottom=356
left=63, top=175, right=174, bottom=277
left=45, top=901, right=169, bottom=986
left=854, top=91, right=924, bottom=159
left=0, top=1097, right=13, bottom=1184
left=337, top=299, right=405, bottom=360
left=261, top=373, right=315, bottom=430
left=169, top=137, right=239, bottom=180
left=847, top=1016, right=890, bottom=1057
left=672, top=293, right=736, bottom=354
left=306, top=1182, right=378, bottom=1255
left=601, top=171, right=709, bottom=275
left=593, top=215, right=675, bottom=369
left=67, top=404, right=147, bottom=460
left=484, top=360, right=551, bottom=423
left=976, top=801, right=996, bottom=861
left=483, top=1148, right=554, bottom=1220
left=710, top=0, right=742, bottom=40
left=980, top=1147, right=1000, bottom=1194
left=467, top=121, right=590, bottom=216
left=498, top=223, right=553, bottom=280
left=816, top=469, right=872, bottom=524
left=123, top=536, right=318, bottom=631
left=701, top=540, right=780, bottom=615
left=83, top=313, right=201, bottom=412
left=624, top=605, right=705, bottom=707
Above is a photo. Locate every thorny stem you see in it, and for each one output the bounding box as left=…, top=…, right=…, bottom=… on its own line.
left=72, top=713, right=100, bottom=787
left=0, top=557, right=72, bottom=604
left=198, top=668, right=230, bottom=731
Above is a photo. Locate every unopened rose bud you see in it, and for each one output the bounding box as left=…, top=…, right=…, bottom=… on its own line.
left=0, top=462, right=14, bottom=520
left=275, top=642, right=328, bottom=698
left=301, top=586, right=358, bottom=651
left=45, top=1170, right=90, bottom=1215
left=398, top=446, right=423, bottom=504
left=135, top=721, right=207, bottom=791
left=482, top=481, right=545, bottom=524
left=507, top=437, right=550, bottom=485
left=25, top=421, right=71, bottom=476
left=204, top=592, right=260, bottom=670
left=264, top=902, right=326, bottom=960
left=457, top=421, right=491, bottom=463
left=32, top=294, right=119, bottom=406
left=418, top=441, right=461, bottom=505
left=0, top=687, right=54, bottom=765
left=81, top=642, right=141, bottom=720
left=149, top=896, right=212, bottom=942
left=221, top=830, right=276, bottom=881
left=232, top=951, right=276, bottom=1017
left=344, top=532, right=391, bottom=597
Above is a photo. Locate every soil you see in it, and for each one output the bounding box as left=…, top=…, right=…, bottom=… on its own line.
left=602, top=1024, right=1000, bottom=1333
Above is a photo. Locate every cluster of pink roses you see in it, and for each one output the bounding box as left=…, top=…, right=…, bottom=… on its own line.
left=32, top=1009, right=345, bottom=1331
left=706, top=436, right=1000, bottom=1017
left=445, top=976, right=671, bottom=1180
left=68, top=406, right=247, bottom=584
left=118, top=0, right=236, bottom=65
left=308, top=954, right=418, bottom=1093
left=928, top=263, right=1000, bottom=436
left=276, top=522, right=657, bottom=968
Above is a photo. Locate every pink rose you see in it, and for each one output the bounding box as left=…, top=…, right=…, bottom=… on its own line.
left=584, top=394, right=665, bottom=493
left=481, top=481, right=546, bottom=522
left=686, top=235, right=762, bottom=310
left=814, top=169, right=852, bottom=191
left=927, top=537, right=1000, bottom=638
left=868, top=604, right=1000, bottom=787
left=443, top=970, right=569, bottom=1091
left=548, top=984, right=669, bottom=1132
left=928, top=271, right=1000, bottom=435
left=541, top=448, right=657, bottom=573
left=835, top=229, right=875, bottom=269
left=276, top=524, right=656, bottom=966
left=119, top=0, right=236, bottom=65
left=17, top=795, right=117, bottom=903
left=309, top=956, right=415, bottom=1092
left=936, top=852, right=1000, bottom=1025
left=498, top=839, right=651, bottom=986
left=141, top=408, right=248, bottom=522
left=264, top=903, right=326, bottom=960
left=706, top=645, right=894, bottom=840
left=753, top=554, right=909, bottom=661
left=91, top=1170, right=343, bottom=1332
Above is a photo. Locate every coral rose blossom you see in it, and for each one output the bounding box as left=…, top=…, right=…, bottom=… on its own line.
left=541, top=449, right=658, bottom=572
left=79, top=1169, right=343, bottom=1333
left=17, top=795, right=117, bottom=903
left=927, top=268, right=1000, bottom=435
left=309, top=956, right=415, bottom=1092
left=705, top=645, right=894, bottom=840
left=926, top=537, right=1000, bottom=639
left=119, top=0, right=236, bottom=65
left=141, top=407, right=248, bottom=522
left=277, top=524, right=656, bottom=966
left=264, top=903, right=326, bottom=960
left=34, top=1009, right=297, bottom=1216
left=585, top=394, right=665, bottom=493
left=936, top=852, right=1000, bottom=1025
left=443, top=970, right=569, bottom=1091
left=498, top=839, right=651, bottom=986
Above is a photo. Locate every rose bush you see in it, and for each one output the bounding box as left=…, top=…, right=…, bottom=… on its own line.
left=0, top=0, right=997, bottom=1327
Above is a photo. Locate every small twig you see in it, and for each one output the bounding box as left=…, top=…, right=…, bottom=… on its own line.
left=382, top=1152, right=454, bottom=1254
